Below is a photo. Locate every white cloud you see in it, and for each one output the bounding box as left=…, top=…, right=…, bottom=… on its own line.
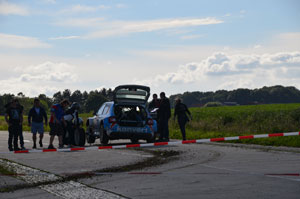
left=14, top=61, right=77, bottom=82
left=49, top=35, right=80, bottom=40
left=0, top=0, right=29, bottom=16
left=55, top=17, right=223, bottom=38
left=134, top=51, right=300, bottom=90
left=54, top=17, right=105, bottom=28
left=59, top=4, right=110, bottom=14
left=88, top=17, right=223, bottom=38
left=0, top=33, right=51, bottom=49
left=0, top=62, right=78, bottom=96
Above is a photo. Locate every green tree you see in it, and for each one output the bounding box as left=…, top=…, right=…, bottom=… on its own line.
left=85, top=91, right=108, bottom=113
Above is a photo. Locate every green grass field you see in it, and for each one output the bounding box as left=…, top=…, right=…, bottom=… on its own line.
left=1, top=104, right=300, bottom=147
left=169, top=103, right=300, bottom=147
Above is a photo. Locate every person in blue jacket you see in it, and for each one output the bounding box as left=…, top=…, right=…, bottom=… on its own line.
left=28, top=98, right=48, bottom=149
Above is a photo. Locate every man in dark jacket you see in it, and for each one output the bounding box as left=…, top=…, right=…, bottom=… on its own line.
left=158, top=92, right=171, bottom=141
left=5, top=99, right=24, bottom=151
left=148, top=94, right=160, bottom=110
left=174, top=98, right=192, bottom=140
left=28, top=98, right=48, bottom=149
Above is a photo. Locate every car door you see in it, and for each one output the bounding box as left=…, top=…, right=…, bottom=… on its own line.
left=92, top=103, right=106, bottom=130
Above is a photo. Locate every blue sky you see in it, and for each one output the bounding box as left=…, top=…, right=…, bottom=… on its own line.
left=0, top=0, right=300, bottom=97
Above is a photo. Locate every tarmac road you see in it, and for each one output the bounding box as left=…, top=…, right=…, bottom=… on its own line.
left=0, top=131, right=300, bottom=199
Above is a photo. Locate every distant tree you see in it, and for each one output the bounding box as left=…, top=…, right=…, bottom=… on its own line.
left=38, top=94, right=52, bottom=107
left=169, top=86, right=300, bottom=107
left=204, top=102, right=223, bottom=107
left=17, top=92, right=25, bottom=98
left=100, top=88, right=107, bottom=97
left=62, top=89, right=71, bottom=100
left=85, top=91, right=108, bottom=113
left=53, top=91, right=63, bottom=103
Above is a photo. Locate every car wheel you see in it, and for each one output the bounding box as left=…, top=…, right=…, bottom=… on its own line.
left=100, top=124, right=109, bottom=145
left=74, top=128, right=86, bottom=146
left=86, top=128, right=95, bottom=144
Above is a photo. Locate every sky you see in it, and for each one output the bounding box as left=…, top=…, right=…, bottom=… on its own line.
left=0, top=0, right=300, bottom=97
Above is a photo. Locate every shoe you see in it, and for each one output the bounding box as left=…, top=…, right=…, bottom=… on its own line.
left=21, top=146, right=26, bottom=150
left=14, top=148, right=21, bottom=151
left=59, top=144, right=64, bottom=149
left=48, top=144, right=56, bottom=149
left=8, top=147, right=13, bottom=151
left=39, top=140, right=43, bottom=147
left=33, top=144, right=37, bottom=149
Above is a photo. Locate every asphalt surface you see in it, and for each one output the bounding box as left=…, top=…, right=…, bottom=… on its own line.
left=1, top=131, right=300, bottom=199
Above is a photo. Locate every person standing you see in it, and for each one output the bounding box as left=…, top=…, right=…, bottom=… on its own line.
left=174, top=98, right=192, bottom=141
left=48, top=99, right=70, bottom=149
left=28, top=98, right=48, bottom=149
left=158, top=92, right=171, bottom=141
left=148, top=93, right=160, bottom=110
left=5, top=99, right=23, bottom=151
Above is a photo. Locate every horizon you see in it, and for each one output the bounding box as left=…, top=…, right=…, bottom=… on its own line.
left=0, top=0, right=300, bottom=97
left=2, top=84, right=299, bottom=99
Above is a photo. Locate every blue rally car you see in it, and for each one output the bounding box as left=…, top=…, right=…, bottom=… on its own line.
left=86, top=85, right=157, bottom=144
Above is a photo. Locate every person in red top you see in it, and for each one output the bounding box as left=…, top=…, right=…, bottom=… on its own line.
left=48, top=99, right=70, bottom=149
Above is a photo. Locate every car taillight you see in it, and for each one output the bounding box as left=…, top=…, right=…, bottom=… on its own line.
left=109, top=116, right=116, bottom=123
left=147, top=119, right=154, bottom=125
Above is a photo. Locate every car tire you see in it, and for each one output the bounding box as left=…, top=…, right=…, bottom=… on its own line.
left=74, top=127, right=86, bottom=146
left=86, top=128, right=96, bottom=144
left=100, top=124, right=109, bottom=145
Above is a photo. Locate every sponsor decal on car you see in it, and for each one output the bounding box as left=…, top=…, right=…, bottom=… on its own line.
left=117, top=126, right=148, bottom=133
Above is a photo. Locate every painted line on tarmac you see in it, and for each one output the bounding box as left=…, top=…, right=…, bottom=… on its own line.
left=0, top=131, right=299, bottom=154
left=200, top=164, right=300, bottom=182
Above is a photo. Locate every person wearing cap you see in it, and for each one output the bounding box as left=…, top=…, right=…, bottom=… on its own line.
left=48, top=99, right=70, bottom=149
left=4, top=99, right=24, bottom=151
left=174, top=98, right=192, bottom=141
left=28, top=98, right=48, bottom=149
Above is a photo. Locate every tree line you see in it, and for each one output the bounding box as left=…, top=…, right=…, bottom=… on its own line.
left=169, top=85, right=300, bottom=107
left=0, top=88, right=112, bottom=115
left=1, top=85, right=300, bottom=115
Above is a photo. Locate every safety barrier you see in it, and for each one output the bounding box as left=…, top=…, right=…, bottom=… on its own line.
left=1, top=131, right=299, bottom=154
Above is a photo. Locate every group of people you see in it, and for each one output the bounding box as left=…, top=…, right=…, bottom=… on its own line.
left=4, top=92, right=191, bottom=151
left=5, top=98, right=70, bottom=151
left=149, top=92, right=192, bottom=141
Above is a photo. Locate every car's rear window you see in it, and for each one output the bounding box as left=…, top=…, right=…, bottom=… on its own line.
left=115, top=88, right=148, bottom=101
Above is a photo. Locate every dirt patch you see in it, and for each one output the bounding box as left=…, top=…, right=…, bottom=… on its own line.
left=0, top=149, right=180, bottom=193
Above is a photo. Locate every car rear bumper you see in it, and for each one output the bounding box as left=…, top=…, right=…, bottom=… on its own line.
left=108, top=131, right=153, bottom=140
